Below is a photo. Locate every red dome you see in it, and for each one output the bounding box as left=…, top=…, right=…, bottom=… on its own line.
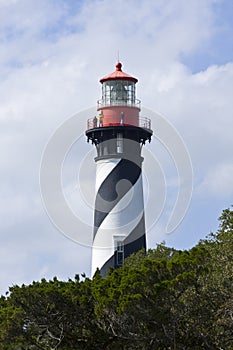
left=100, top=62, right=138, bottom=83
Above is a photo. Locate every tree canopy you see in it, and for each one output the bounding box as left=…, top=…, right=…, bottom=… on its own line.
left=0, top=208, right=232, bottom=349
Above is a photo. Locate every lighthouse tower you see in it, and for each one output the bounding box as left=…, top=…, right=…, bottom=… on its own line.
left=86, top=62, right=152, bottom=277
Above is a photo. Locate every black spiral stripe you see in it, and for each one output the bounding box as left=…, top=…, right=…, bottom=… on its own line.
left=93, top=158, right=142, bottom=239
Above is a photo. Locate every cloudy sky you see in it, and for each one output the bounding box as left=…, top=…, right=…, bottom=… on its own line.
left=0, top=0, right=232, bottom=295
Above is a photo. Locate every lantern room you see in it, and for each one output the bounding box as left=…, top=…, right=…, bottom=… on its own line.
left=100, top=61, right=138, bottom=107
left=101, top=79, right=135, bottom=106
left=96, top=62, right=141, bottom=127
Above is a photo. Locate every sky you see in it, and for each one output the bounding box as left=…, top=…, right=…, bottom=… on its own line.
left=0, top=0, right=232, bottom=295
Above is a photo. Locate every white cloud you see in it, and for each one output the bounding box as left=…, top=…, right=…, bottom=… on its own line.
left=198, top=162, right=233, bottom=198
left=144, top=62, right=233, bottom=171
left=0, top=224, right=91, bottom=294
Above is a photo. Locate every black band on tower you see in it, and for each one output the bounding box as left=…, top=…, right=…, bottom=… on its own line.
left=94, top=158, right=142, bottom=238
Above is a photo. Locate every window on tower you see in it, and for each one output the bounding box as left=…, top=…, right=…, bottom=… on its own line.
left=116, top=132, right=123, bottom=153
left=116, top=241, right=124, bottom=266
left=114, top=236, right=125, bottom=267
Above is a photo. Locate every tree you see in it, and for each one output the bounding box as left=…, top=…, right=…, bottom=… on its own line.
left=0, top=276, right=107, bottom=349
left=92, top=246, right=213, bottom=349
left=198, top=207, right=233, bottom=349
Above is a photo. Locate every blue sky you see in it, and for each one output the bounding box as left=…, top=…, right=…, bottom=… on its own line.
left=180, top=0, right=233, bottom=71
left=0, top=0, right=232, bottom=295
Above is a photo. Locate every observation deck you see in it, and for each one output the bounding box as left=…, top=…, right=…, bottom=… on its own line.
left=86, top=115, right=152, bottom=147
left=87, top=115, right=152, bottom=130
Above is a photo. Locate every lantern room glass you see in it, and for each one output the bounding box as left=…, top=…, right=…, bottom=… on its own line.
left=102, top=79, right=136, bottom=106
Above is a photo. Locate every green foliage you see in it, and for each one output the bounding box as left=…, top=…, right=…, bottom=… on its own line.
left=0, top=277, right=107, bottom=349
left=0, top=208, right=232, bottom=349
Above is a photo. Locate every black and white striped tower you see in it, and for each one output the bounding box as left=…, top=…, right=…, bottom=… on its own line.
left=86, top=62, right=153, bottom=277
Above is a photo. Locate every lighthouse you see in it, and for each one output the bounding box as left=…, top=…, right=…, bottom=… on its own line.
left=86, top=62, right=153, bottom=277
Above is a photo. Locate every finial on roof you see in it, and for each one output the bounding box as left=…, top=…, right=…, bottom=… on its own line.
left=116, top=61, right=122, bottom=71
left=99, top=62, right=138, bottom=83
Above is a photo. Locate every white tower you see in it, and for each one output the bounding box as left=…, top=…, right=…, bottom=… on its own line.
left=86, top=62, right=152, bottom=276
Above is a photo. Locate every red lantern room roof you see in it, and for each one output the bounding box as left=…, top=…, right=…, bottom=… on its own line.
left=100, top=62, right=138, bottom=84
